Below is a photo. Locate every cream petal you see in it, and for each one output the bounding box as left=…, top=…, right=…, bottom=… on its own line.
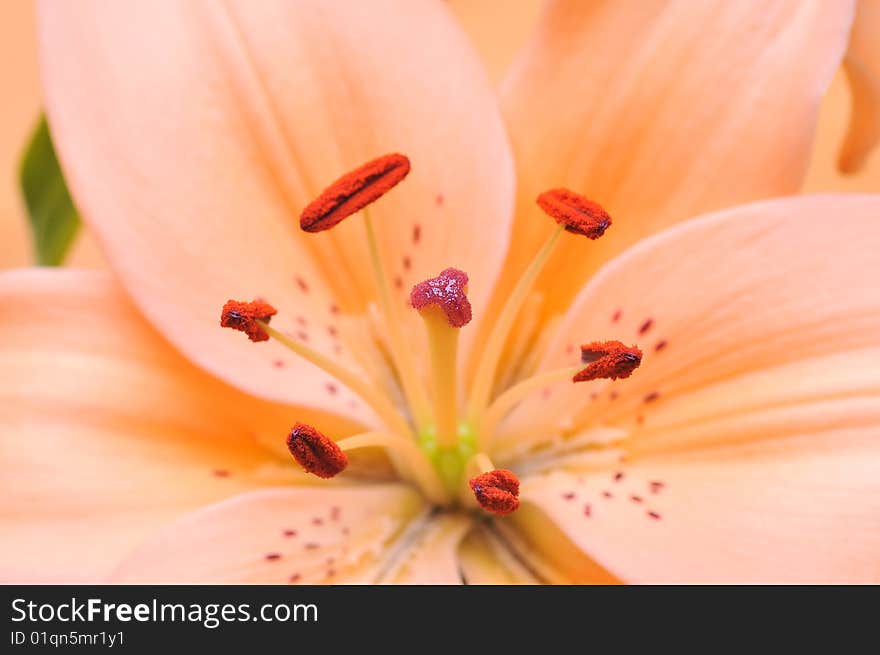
left=110, top=485, right=433, bottom=583
left=495, top=0, right=856, bottom=329
left=377, top=514, right=472, bottom=584
left=495, top=195, right=880, bottom=460
left=38, top=0, right=515, bottom=416
left=0, top=268, right=356, bottom=582
left=518, top=427, right=880, bottom=583
left=457, top=526, right=542, bottom=584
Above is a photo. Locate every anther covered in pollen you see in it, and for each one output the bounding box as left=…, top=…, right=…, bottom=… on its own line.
left=286, top=423, right=348, bottom=479
left=220, top=299, right=278, bottom=342
left=299, top=153, right=410, bottom=233
left=536, top=188, right=612, bottom=239
left=410, top=267, right=472, bottom=328
left=575, top=341, right=643, bottom=382
left=299, top=153, right=432, bottom=430
left=469, top=469, right=520, bottom=516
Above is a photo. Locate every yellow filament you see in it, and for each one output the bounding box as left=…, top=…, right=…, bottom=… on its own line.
left=418, top=305, right=460, bottom=448
left=362, top=207, right=433, bottom=429
left=337, top=432, right=449, bottom=505
left=260, top=322, right=412, bottom=438
left=459, top=451, right=497, bottom=507
left=478, top=365, right=581, bottom=451
left=467, top=224, right=564, bottom=426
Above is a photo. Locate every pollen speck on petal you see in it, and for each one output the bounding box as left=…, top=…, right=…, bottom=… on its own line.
left=536, top=188, right=612, bottom=239
left=220, top=299, right=277, bottom=342
left=299, top=153, right=410, bottom=232
left=469, top=469, right=520, bottom=516
left=286, top=423, right=348, bottom=479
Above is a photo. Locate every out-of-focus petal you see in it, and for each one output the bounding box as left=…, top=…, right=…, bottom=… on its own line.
left=496, top=0, right=855, bottom=326
left=839, top=0, right=880, bottom=172
left=0, top=268, right=352, bottom=582
left=446, top=0, right=543, bottom=83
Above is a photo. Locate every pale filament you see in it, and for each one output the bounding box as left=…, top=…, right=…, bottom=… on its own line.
left=478, top=365, right=582, bottom=451
left=337, top=431, right=448, bottom=505
left=259, top=322, right=412, bottom=438
left=362, top=206, right=433, bottom=430
left=467, top=223, right=564, bottom=426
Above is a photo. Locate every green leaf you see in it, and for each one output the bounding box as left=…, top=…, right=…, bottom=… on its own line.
left=19, top=114, right=81, bottom=266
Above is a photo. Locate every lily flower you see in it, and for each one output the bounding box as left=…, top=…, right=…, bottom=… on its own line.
left=1, top=0, right=879, bottom=583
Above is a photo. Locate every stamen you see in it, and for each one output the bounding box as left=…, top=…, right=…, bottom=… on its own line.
left=536, top=188, right=612, bottom=239
left=469, top=468, right=520, bottom=516
left=478, top=365, right=581, bottom=451
left=362, top=206, right=433, bottom=429
left=299, top=153, right=410, bottom=232
left=478, top=341, right=642, bottom=450
left=410, top=268, right=472, bottom=328
left=336, top=431, right=449, bottom=505
left=466, top=226, right=562, bottom=425
left=220, top=302, right=411, bottom=436
left=220, top=300, right=277, bottom=342
left=575, top=341, right=643, bottom=382
left=411, top=269, right=471, bottom=449
left=298, top=154, right=431, bottom=430
left=287, top=423, right=348, bottom=478
left=468, top=190, right=611, bottom=426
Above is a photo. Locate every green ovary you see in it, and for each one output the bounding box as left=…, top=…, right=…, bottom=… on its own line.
left=418, top=422, right=477, bottom=498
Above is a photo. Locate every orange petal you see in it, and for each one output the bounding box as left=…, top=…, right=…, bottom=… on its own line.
left=38, top=0, right=514, bottom=407
left=0, top=268, right=358, bottom=582
left=519, top=426, right=880, bottom=583
left=497, top=195, right=880, bottom=457
left=839, top=0, right=880, bottom=173
left=110, top=485, right=437, bottom=583
left=497, top=0, right=856, bottom=322
left=446, top=0, right=543, bottom=84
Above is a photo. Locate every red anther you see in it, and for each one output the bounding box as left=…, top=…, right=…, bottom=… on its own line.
left=574, top=340, right=643, bottom=382
left=220, top=299, right=278, bottom=342
left=410, top=267, right=472, bottom=328
left=469, top=469, right=520, bottom=516
left=286, top=423, right=348, bottom=479
left=299, top=153, right=410, bottom=232
left=536, top=188, right=611, bottom=239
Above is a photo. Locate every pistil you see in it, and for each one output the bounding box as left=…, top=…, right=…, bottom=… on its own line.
left=411, top=268, right=472, bottom=448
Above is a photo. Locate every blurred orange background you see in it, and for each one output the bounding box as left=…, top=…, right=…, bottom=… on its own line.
left=1, top=0, right=876, bottom=270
